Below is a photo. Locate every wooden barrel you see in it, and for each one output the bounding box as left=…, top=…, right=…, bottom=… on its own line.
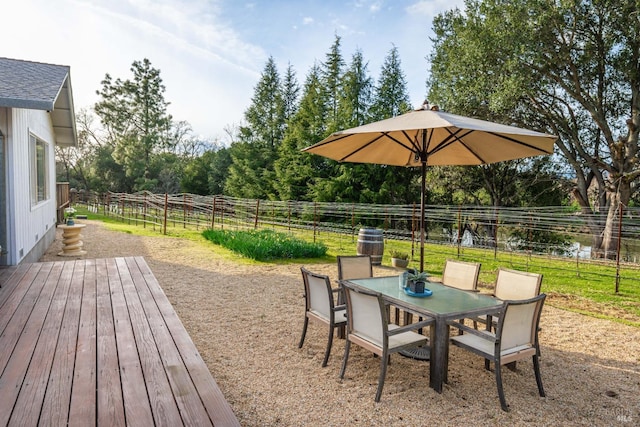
left=356, top=228, right=384, bottom=265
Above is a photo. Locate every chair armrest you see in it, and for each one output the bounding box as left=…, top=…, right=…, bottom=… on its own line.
left=388, top=318, right=434, bottom=336
left=447, top=320, right=496, bottom=341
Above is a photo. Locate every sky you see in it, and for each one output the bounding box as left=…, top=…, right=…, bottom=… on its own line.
left=4, top=0, right=465, bottom=143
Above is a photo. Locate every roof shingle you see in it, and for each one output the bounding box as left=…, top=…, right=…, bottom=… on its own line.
left=0, top=57, right=70, bottom=110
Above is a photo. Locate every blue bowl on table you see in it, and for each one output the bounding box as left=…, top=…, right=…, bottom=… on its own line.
left=403, top=287, right=432, bottom=298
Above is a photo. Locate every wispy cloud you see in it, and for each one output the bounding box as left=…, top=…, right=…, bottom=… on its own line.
left=79, top=0, right=266, bottom=74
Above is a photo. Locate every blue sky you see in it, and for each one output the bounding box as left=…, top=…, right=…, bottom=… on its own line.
left=4, top=0, right=464, bottom=142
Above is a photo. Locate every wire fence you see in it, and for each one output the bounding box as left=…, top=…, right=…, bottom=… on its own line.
left=80, top=191, right=640, bottom=290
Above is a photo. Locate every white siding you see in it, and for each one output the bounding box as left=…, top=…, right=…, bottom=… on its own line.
left=6, top=108, right=57, bottom=264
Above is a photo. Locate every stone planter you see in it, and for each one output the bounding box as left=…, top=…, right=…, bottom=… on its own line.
left=391, top=257, right=409, bottom=268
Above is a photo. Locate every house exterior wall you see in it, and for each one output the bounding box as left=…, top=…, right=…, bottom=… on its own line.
left=3, top=108, right=57, bottom=265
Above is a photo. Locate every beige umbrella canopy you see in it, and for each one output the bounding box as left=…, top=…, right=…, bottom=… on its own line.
left=303, top=107, right=557, bottom=271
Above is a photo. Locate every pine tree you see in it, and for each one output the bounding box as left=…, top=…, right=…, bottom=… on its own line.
left=94, top=58, right=172, bottom=192
left=370, top=45, right=411, bottom=120
left=321, top=35, right=346, bottom=133
left=225, top=57, right=286, bottom=199
left=281, top=63, right=300, bottom=125
left=339, top=49, right=373, bottom=127
left=274, top=64, right=328, bottom=201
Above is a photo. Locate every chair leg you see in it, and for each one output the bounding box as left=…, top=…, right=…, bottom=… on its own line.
left=533, top=354, right=546, bottom=397
left=339, top=340, right=351, bottom=379
left=485, top=358, right=491, bottom=371
left=495, top=363, right=509, bottom=411
left=375, top=351, right=389, bottom=402
left=298, top=316, right=309, bottom=348
left=337, top=323, right=346, bottom=339
left=322, top=324, right=335, bottom=367
left=506, top=361, right=517, bottom=371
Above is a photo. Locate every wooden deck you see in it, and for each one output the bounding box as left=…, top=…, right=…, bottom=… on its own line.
left=0, top=257, right=239, bottom=426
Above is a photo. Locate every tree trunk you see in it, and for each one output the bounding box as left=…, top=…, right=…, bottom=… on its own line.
left=599, top=173, right=632, bottom=260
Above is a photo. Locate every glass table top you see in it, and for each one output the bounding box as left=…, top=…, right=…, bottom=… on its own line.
left=347, top=276, right=502, bottom=317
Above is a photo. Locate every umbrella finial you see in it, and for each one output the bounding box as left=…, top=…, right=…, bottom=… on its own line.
left=417, top=99, right=430, bottom=110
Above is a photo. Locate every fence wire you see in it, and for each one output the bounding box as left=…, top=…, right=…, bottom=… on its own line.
left=84, top=191, right=640, bottom=258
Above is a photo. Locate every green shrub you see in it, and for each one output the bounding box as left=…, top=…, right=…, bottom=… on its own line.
left=389, top=250, right=409, bottom=260
left=202, top=229, right=327, bottom=261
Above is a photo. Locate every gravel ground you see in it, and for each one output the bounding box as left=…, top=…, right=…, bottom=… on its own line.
left=41, top=221, right=640, bottom=426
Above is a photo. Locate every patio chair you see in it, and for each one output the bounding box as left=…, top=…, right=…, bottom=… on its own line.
left=337, top=254, right=406, bottom=325
left=473, top=268, right=542, bottom=330
left=448, top=294, right=547, bottom=411
left=339, top=282, right=433, bottom=402
left=298, top=267, right=347, bottom=367
left=441, top=259, right=481, bottom=334
left=441, top=259, right=481, bottom=291
left=336, top=255, right=375, bottom=335
left=493, top=268, right=543, bottom=300
left=337, top=255, right=373, bottom=282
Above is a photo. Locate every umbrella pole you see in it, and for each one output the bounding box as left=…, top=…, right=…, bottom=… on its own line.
left=420, top=161, right=426, bottom=272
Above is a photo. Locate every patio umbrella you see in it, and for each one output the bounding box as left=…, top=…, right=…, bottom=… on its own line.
left=302, top=106, right=557, bottom=272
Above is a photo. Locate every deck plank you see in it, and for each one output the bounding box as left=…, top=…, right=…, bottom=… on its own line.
left=0, top=257, right=239, bottom=427
left=69, top=259, right=97, bottom=427
left=106, top=258, right=155, bottom=426
left=39, top=260, right=85, bottom=426
left=96, top=258, right=126, bottom=426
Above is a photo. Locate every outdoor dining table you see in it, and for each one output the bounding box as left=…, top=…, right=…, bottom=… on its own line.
left=341, top=276, right=503, bottom=393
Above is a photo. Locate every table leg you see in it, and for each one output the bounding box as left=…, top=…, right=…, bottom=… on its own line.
left=429, top=319, right=450, bottom=393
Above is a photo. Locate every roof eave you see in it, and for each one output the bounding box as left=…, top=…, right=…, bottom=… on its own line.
left=50, top=73, right=78, bottom=148
left=0, top=97, right=54, bottom=110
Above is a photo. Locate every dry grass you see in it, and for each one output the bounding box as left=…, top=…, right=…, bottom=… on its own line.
left=41, top=221, right=640, bottom=426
